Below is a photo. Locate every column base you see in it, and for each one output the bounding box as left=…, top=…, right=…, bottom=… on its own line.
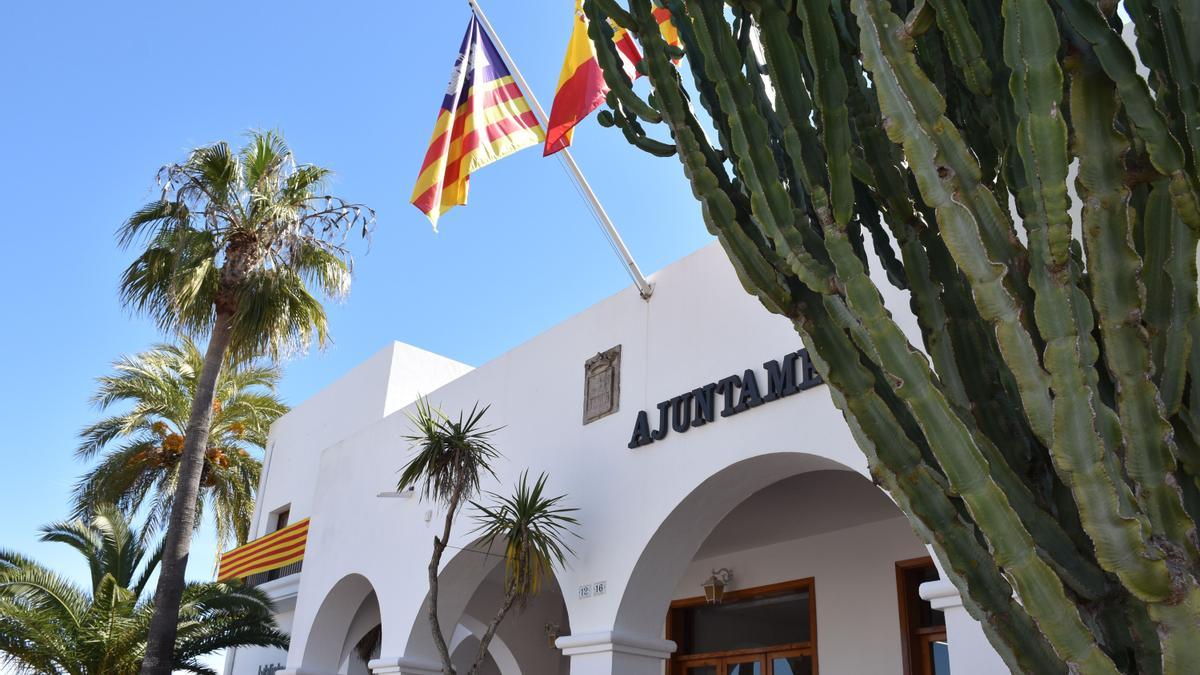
left=368, top=656, right=443, bottom=675
left=557, top=631, right=677, bottom=675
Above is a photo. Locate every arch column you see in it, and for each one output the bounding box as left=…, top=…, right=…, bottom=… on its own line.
left=920, top=579, right=1006, bottom=675
left=556, top=631, right=676, bottom=675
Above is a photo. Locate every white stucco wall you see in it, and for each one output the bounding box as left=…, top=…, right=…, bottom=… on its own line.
left=231, top=242, right=1005, bottom=675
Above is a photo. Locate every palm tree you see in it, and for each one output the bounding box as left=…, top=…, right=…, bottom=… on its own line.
left=119, top=130, right=373, bottom=673
left=72, top=337, right=287, bottom=553
left=465, top=471, right=578, bottom=675
left=398, top=400, right=578, bottom=675
left=0, top=506, right=288, bottom=674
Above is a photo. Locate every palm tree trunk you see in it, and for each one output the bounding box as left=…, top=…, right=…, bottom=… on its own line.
left=467, top=584, right=518, bottom=675
left=140, top=314, right=234, bottom=675
left=429, top=485, right=464, bottom=675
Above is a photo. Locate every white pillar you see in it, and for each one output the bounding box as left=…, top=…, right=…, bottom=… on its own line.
left=920, top=579, right=1008, bottom=675
left=557, top=631, right=675, bottom=675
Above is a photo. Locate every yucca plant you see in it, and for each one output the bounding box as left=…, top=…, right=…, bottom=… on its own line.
left=120, top=130, right=373, bottom=673
left=398, top=400, right=578, bottom=675
left=466, top=471, right=579, bottom=675
left=72, top=337, right=287, bottom=553
left=0, top=506, right=287, bottom=674
left=584, top=0, right=1200, bottom=673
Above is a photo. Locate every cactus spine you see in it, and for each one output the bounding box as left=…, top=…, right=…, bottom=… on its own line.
left=585, top=0, right=1200, bottom=672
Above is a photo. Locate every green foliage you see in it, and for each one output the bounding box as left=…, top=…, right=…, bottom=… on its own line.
left=0, top=506, right=287, bottom=674
left=470, top=471, right=580, bottom=607
left=398, top=397, right=501, bottom=511
left=72, top=337, right=288, bottom=552
left=117, top=130, right=374, bottom=363
left=586, top=0, right=1200, bottom=672
left=400, top=402, right=577, bottom=675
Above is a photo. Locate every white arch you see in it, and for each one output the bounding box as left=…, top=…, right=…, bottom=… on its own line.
left=296, top=573, right=380, bottom=673
left=612, top=451, right=856, bottom=637
left=448, top=614, right=524, bottom=675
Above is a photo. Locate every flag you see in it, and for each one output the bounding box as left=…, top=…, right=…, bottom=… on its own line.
left=654, top=5, right=681, bottom=50
left=411, top=16, right=545, bottom=228
left=217, top=518, right=310, bottom=582
left=544, top=2, right=641, bottom=156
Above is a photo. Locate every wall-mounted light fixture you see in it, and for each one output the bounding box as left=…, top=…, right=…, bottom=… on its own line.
left=703, top=568, right=734, bottom=604
left=544, top=622, right=563, bottom=649
left=376, top=485, right=416, bottom=499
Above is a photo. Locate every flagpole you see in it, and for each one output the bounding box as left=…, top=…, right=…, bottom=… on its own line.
left=467, top=0, right=654, bottom=300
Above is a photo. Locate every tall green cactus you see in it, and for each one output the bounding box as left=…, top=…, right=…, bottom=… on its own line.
left=585, top=0, right=1200, bottom=672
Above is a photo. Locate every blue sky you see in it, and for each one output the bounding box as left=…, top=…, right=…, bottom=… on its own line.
left=0, top=0, right=709, bottom=594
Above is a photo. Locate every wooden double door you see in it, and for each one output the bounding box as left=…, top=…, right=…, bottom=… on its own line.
left=677, top=648, right=814, bottom=675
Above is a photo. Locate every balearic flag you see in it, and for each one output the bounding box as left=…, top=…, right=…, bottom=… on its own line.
left=411, top=16, right=545, bottom=228
left=544, top=2, right=642, bottom=156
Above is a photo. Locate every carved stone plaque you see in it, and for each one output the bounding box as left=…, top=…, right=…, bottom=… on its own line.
left=583, top=345, right=621, bottom=424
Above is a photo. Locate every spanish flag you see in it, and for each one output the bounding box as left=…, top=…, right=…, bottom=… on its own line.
left=544, top=2, right=642, bottom=156
left=412, top=17, right=545, bottom=228
left=654, top=5, right=681, bottom=50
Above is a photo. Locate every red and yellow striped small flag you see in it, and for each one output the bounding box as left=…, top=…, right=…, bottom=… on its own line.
left=654, top=5, right=681, bottom=50
left=411, top=17, right=545, bottom=228
left=544, top=2, right=642, bottom=156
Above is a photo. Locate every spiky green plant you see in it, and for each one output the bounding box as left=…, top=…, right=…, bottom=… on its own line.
left=585, top=1, right=1200, bottom=673
left=465, top=471, right=579, bottom=675
left=120, top=130, right=372, bottom=674
left=72, top=337, right=287, bottom=554
left=0, top=506, right=287, bottom=674
left=398, top=401, right=578, bottom=675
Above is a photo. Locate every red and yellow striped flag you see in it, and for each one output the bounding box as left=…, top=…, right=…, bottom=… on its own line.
left=654, top=5, right=681, bottom=50
left=411, top=17, right=545, bottom=228
left=544, top=2, right=642, bottom=156
left=217, top=518, right=310, bottom=582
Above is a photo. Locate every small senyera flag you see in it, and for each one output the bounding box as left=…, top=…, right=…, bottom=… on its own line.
left=544, top=1, right=642, bottom=157
left=411, top=16, right=544, bottom=229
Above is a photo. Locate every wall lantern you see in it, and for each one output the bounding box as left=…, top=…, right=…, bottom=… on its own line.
left=545, top=622, right=563, bottom=650
left=703, top=568, right=734, bottom=604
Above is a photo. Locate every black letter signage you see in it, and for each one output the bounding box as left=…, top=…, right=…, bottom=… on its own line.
left=627, top=348, right=825, bottom=449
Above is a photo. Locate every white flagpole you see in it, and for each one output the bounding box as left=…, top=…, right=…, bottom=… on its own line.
left=468, top=0, right=654, bottom=299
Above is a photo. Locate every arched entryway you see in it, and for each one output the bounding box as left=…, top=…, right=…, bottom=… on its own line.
left=296, top=573, right=384, bottom=675
left=392, top=537, right=571, bottom=675
left=603, top=452, right=931, bottom=675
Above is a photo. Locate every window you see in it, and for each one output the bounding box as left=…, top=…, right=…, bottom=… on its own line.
left=897, top=558, right=949, bottom=675
left=265, top=507, right=291, bottom=582
left=667, top=579, right=816, bottom=675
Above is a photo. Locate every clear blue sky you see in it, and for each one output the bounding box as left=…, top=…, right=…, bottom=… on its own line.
left=0, top=1, right=709, bottom=590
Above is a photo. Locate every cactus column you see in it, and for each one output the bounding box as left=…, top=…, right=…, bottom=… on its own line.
left=585, top=0, right=1200, bottom=672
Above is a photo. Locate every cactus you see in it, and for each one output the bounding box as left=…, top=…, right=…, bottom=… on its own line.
left=585, top=0, right=1200, bottom=672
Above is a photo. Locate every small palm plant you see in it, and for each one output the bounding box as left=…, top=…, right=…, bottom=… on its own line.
left=120, top=130, right=372, bottom=673
left=0, top=506, right=287, bottom=674
left=72, top=338, right=287, bottom=552
left=398, top=400, right=578, bottom=675
left=465, top=472, right=579, bottom=675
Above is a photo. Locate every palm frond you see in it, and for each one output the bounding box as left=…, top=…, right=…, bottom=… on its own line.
left=399, top=398, right=501, bottom=511
left=470, top=471, right=580, bottom=605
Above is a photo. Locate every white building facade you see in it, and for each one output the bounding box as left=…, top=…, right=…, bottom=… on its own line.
left=224, top=244, right=1008, bottom=675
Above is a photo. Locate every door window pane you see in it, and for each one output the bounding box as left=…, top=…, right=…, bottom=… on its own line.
left=679, top=590, right=811, bottom=654
left=727, top=661, right=762, bottom=675
left=770, top=655, right=813, bottom=675
left=684, top=666, right=717, bottom=675
left=931, top=640, right=950, bottom=675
